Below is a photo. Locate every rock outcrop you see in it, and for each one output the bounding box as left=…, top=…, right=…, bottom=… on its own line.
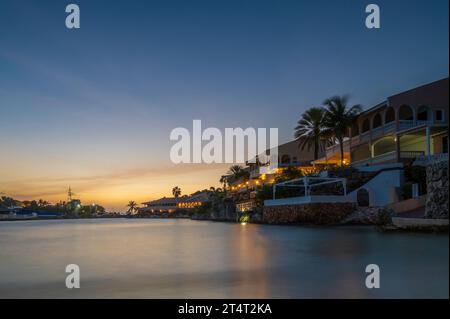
left=341, top=207, right=394, bottom=225
left=425, top=160, right=449, bottom=219
left=263, top=203, right=356, bottom=225
left=191, top=199, right=237, bottom=221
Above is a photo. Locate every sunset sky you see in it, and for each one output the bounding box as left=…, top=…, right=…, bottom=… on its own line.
left=0, top=0, right=448, bottom=211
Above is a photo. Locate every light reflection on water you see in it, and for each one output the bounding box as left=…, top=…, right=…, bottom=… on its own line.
left=0, top=218, right=448, bottom=298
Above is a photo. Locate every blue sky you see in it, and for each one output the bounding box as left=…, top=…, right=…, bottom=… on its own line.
left=0, top=0, right=448, bottom=210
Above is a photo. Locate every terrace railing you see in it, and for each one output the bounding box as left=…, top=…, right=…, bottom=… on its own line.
left=371, top=126, right=384, bottom=139
left=400, top=151, right=425, bottom=159
left=360, top=131, right=371, bottom=143
left=399, top=120, right=433, bottom=131
left=383, top=121, right=396, bottom=134
left=351, top=158, right=371, bottom=167
left=272, top=176, right=347, bottom=200
left=371, top=151, right=396, bottom=164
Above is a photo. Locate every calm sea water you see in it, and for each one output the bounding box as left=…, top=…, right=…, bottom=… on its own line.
left=0, top=218, right=448, bottom=298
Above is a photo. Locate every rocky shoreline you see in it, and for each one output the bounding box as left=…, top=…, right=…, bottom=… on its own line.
left=3, top=206, right=448, bottom=233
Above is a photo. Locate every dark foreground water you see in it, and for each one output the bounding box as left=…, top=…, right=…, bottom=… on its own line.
left=0, top=218, right=448, bottom=298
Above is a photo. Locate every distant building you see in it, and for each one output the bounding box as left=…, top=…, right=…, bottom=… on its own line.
left=140, top=192, right=211, bottom=214
left=224, top=139, right=317, bottom=192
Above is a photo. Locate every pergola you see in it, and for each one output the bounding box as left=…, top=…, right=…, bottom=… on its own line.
left=272, top=177, right=347, bottom=200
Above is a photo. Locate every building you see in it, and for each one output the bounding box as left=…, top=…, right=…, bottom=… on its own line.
left=316, top=78, right=449, bottom=167
left=245, top=139, right=316, bottom=185
left=141, top=192, right=211, bottom=214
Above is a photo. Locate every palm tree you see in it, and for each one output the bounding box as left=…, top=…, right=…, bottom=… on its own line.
left=219, top=175, right=228, bottom=189
left=126, top=201, right=138, bottom=215
left=172, top=186, right=181, bottom=198
left=323, top=95, right=362, bottom=166
left=228, top=165, right=243, bottom=176
left=38, top=199, right=49, bottom=207
left=294, top=107, right=329, bottom=160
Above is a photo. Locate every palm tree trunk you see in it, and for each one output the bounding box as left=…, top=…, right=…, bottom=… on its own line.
left=339, top=138, right=344, bottom=166
left=314, top=138, right=319, bottom=160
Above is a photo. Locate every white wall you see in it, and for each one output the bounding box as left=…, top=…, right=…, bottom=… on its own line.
left=357, top=162, right=403, bottom=172
left=264, top=195, right=355, bottom=207
left=348, top=169, right=403, bottom=206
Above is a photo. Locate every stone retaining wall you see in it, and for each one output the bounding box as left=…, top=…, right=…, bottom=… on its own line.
left=425, top=160, right=449, bottom=219
left=263, top=203, right=357, bottom=225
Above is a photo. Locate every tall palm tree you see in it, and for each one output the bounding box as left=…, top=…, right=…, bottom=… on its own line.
left=126, top=201, right=138, bottom=215
left=228, top=165, right=243, bottom=175
left=294, top=107, right=329, bottom=160
left=323, top=95, right=362, bottom=166
left=172, top=186, right=181, bottom=198
left=227, top=165, right=249, bottom=181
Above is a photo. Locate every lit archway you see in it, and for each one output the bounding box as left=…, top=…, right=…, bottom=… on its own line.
left=372, top=136, right=396, bottom=156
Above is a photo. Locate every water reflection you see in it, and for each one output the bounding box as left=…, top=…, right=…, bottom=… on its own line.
left=0, top=219, right=448, bottom=298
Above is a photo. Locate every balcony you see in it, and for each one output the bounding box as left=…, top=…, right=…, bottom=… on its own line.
left=353, top=151, right=396, bottom=167
left=398, top=120, right=432, bottom=131
left=350, top=135, right=360, bottom=146
left=250, top=165, right=274, bottom=179
left=360, top=131, right=370, bottom=143
left=400, top=151, right=425, bottom=159
left=352, top=151, right=427, bottom=167
left=372, top=151, right=396, bottom=164
left=384, top=121, right=396, bottom=134
left=371, top=126, right=384, bottom=139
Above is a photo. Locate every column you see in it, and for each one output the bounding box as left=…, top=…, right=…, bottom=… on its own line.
left=426, top=126, right=431, bottom=158
left=395, top=135, right=400, bottom=162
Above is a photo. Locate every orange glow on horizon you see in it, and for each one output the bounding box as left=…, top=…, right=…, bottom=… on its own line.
left=0, top=163, right=229, bottom=212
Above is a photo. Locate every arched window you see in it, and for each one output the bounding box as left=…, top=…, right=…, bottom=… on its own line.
left=372, top=113, right=382, bottom=128
left=385, top=107, right=395, bottom=123
left=362, top=119, right=370, bottom=133
left=417, top=106, right=429, bottom=121
left=398, top=105, right=414, bottom=121
left=351, top=123, right=359, bottom=137
left=281, top=154, right=291, bottom=164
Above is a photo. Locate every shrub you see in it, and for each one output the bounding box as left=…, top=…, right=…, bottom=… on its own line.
left=255, top=185, right=273, bottom=207
left=192, top=202, right=212, bottom=215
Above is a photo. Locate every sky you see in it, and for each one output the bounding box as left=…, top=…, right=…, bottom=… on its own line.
left=0, top=0, right=448, bottom=211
